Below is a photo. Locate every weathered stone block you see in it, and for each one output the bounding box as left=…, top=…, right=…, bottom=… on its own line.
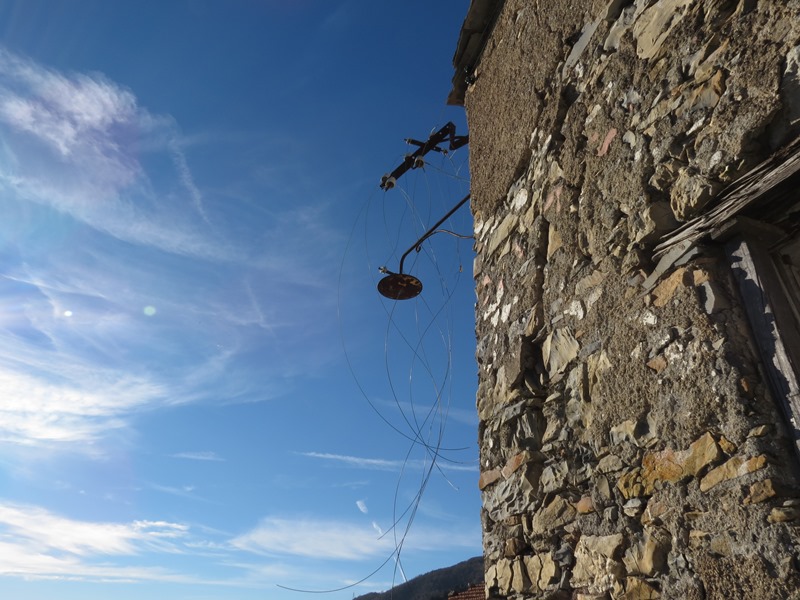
left=479, top=468, right=502, bottom=490
left=745, top=479, right=779, bottom=504
left=542, top=328, right=580, bottom=376
left=572, top=534, right=625, bottom=593
left=699, top=454, right=767, bottom=492
left=623, top=530, right=670, bottom=576
left=531, top=495, right=576, bottom=532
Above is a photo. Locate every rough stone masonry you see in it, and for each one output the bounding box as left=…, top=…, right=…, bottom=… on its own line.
left=454, top=0, right=800, bottom=598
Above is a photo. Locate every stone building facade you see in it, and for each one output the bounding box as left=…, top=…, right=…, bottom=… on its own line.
left=450, top=0, right=800, bottom=598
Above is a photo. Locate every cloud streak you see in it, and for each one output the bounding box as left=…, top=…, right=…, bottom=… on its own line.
left=230, top=516, right=479, bottom=562
left=170, top=451, right=225, bottom=462
left=0, top=47, right=233, bottom=261
left=0, top=501, right=251, bottom=585
left=0, top=48, right=351, bottom=461
left=299, top=452, right=477, bottom=472
left=0, top=368, right=167, bottom=446
left=0, top=502, right=187, bottom=556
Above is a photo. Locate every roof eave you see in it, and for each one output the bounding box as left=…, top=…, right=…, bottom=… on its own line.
left=447, top=0, right=505, bottom=106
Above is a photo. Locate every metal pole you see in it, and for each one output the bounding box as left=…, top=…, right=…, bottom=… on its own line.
left=398, top=193, right=471, bottom=274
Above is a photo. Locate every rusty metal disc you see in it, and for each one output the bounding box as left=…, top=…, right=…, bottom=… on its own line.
left=377, top=273, right=423, bottom=300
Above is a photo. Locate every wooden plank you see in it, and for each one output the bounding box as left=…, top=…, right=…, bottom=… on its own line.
left=655, top=133, right=800, bottom=257
left=726, top=236, right=800, bottom=462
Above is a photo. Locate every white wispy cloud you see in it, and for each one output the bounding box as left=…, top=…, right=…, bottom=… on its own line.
left=170, top=451, right=225, bottom=462
left=0, top=48, right=137, bottom=158
left=0, top=368, right=167, bottom=446
left=356, top=500, right=368, bottom=514
left=378, top=399, right=479, bottom=427
left=230, top=516, right=479, bottom=562
left=230, top=517, right=392, bottom=561
left=0, top=501, right=252, bottom=585
left=0, top=501, right=480, bottom=588
left=298, top=452, right=477, bottom=472
left=0, top=47, right=346, bottom=455
left=0, top=47, right=231, bottom=261
left=0, top=501, right=187, bottom=557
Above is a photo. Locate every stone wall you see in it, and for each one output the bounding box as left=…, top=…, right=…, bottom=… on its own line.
left=463, top=0, right=800, bottom=598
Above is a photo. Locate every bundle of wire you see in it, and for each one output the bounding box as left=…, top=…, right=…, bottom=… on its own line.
left=279, top=134, right=475, bottom=594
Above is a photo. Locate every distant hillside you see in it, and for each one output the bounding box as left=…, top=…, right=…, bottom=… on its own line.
left=354, top=556, right=483, bottom=600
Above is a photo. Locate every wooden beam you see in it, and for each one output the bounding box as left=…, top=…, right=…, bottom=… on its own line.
left=726, top=236, right=800, bottom=462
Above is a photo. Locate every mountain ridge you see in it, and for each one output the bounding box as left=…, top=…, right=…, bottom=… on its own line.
left=354, top=556, right=483, bottom=600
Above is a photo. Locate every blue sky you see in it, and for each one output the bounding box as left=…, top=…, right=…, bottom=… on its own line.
left=0, top=2, right=479, bottom=598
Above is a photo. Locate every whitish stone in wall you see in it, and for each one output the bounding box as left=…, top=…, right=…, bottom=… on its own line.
left=572, top=534, right=625, bottom=593
left=485, top=563, right=497, bottom=588
left=540, top=460, right=569, bottom=493
left=587, top=350, right=612, bottom=397
left=768, top=501, right=800, bottom=523
left=610, top=419, right=638, bottom=445
left=523, top=552, right=560, bottom=592
left=623, top=530, right=670, bottom=576
left=683, top=70, right=726, bottom=113
left=511, top=557, right=531, bottom=592
left=495, top=558, right=513, bottom=595
left=632, top=201, right=677, bottom=244
left=511, top=186, right=529, bottom=212
left=632, top=0, right=692, bottom=60
left=670, top=168, right=720, bottom=222
left=598, top=453, right=624, bottom=473
left=700, top=454, right=767, bottom=492
left=487, top=213, right=519, bottom=256
left=624, top=498, right=645, bottom=517
left=563, top=18, right=601, bottom=78
left=565, top=299, right=585, bottom=320
left=604, top=3, right=637, bottom=51
left=542, top=328, right=580, bottom=376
